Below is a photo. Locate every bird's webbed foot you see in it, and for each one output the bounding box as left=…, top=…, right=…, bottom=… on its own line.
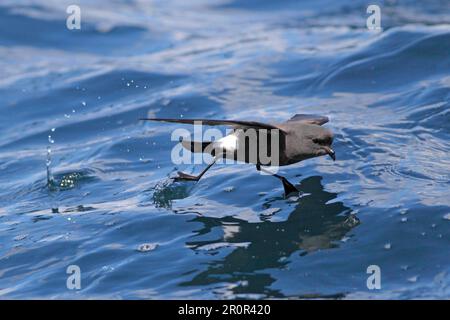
left=256, top=164, right=298, bottom=197
left=174, top=171, right=200, bottom=181
left=280, top=177, right=298, bottom=197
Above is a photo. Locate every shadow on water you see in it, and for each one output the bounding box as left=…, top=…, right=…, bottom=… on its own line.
left=180, top=176, right=360, bottom=298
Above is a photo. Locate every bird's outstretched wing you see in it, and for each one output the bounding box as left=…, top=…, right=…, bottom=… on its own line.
left=287, top=114, right=329, bottom=126
left=140, top=118, right=285, bottom=132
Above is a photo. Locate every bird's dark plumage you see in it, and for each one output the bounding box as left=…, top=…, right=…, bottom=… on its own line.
left=141, top=114, right=335, bottom=196
left=140, top=118, right=282, bottom=131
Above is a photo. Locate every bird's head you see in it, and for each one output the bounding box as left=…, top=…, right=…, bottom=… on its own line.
left=302, top=125, right=335, bottom=161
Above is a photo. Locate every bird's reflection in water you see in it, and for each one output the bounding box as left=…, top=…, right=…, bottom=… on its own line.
left=181, top=176, right=360, bottom=298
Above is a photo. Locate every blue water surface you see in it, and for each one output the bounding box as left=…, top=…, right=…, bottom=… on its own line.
left=0, top=0, right=449, bottom=299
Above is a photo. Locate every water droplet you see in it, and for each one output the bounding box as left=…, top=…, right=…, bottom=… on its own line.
left=407, top=275, right=419, bottom=283
left=384, top=243, right=391, bottom=250
left=64, top=114, right=70, bottom=118
left=137, top=243, right=158, bottom=252
left=48, top=135, right=54, bottom=144
left=51, top=128, right=56, bottom=132
left=46, top=146, right=54, bottom=187
left=223, top=186, right=235, bottom=192
left=401, top=217, right=408, bottom=222
left=14, top=234, right=28, bottom=241
left=126, top=83, right=130, bottom=87
left=443, top=213, right=450, bottom=220
left=59, top=172, right=82, bottom=190
left=81, top=101, right=86, bottom=106
left=101, top=265, right=115, bottom=272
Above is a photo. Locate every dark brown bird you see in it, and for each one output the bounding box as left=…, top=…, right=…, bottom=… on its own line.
left=141, top=114, right=335, bottom=196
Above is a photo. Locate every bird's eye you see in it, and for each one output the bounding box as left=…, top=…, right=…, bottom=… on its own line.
left=313, top=137, right=331, bottom=145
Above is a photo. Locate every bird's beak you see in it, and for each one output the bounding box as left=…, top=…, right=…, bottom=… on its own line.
left=323, top=146, right=336, bottom=161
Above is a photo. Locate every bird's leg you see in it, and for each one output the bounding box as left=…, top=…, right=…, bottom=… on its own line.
left=256, top=164, right=298, bottom=196
left=174, top=158, right=217, bottom=182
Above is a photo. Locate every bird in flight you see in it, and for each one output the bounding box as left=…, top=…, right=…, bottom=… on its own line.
left=141, top=114, right=335, bottom=197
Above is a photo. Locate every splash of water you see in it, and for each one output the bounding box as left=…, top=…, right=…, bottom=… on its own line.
left=46, top=130, right=57, bottom=193
left=46, top=129, right=59, bottom=212
left=46, top=146, right=54, bottom=187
